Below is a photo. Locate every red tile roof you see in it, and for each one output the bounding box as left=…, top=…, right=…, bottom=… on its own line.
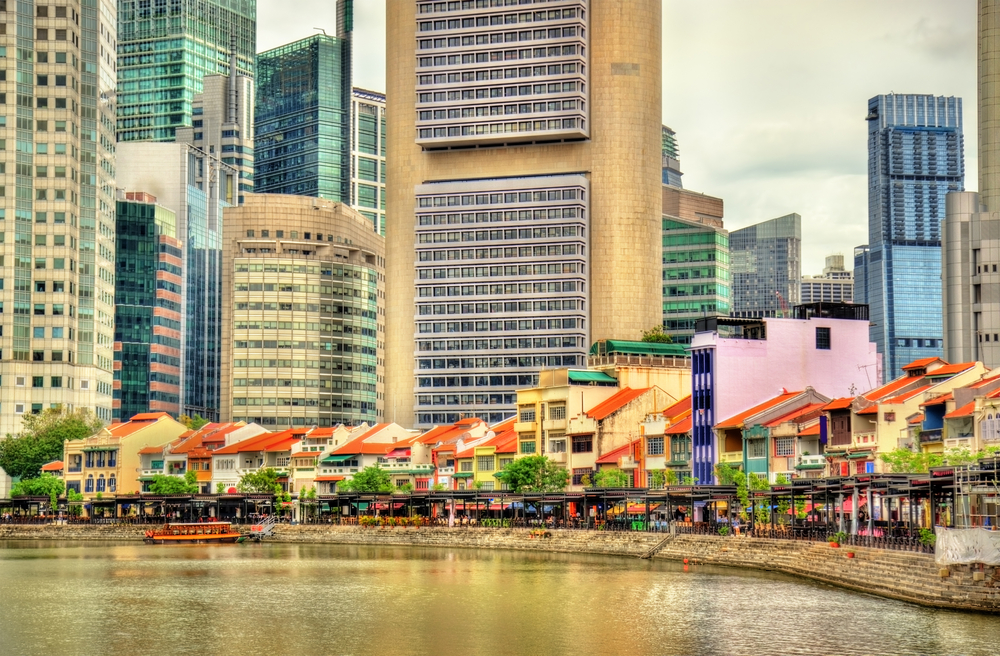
left=764, top=402, right=827, bottom=428
left=919, top=392, right=953, bottom=407
left=945, top=402, right=976, bottom=419
left=41, top=460, right=63, bottom=472
left=856, top=405, right=879, bottom=415
left=863, top=375, right=924, bottom=402
left=715, top=391, right=803, bottom=430
left=883, top=384, right=932, bottom=405
left=661, top=395, right=692, bottom=418
left=586, top=387, right=650, bottom=421
left=128, top=412, right=172, bottom=422
left=926, top=362, right=977, bottom=377
left=137, top=445, right=165, bottom=455
left=902, top=357, right=946, bottom=371
left=665, top=415, right=692, bottom=435
left=822, top=397, right=853, bottom=411
left=797, top=423, right=821, bottom=437
left=214, top=429, right=299, bottom=456
left=908, top=413, right=925, bottom=425
left=595, top=440, right=640, bottom=465
left=331, top=424, right=398, bottom=456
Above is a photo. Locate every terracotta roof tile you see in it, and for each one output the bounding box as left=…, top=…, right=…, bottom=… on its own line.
left=665, top=416, right=692, bottom=435
left=863, top=375, right=924, bottom=402
left=127, top=412, right=172, bottom=422
left=902, top=357, right=946, bottom=371
left=919, top=392, right=953, bottom=407
left=822, top=397, right=854, bottom=411
left=856, top=405, right=879, bottom=415
left=908, top=413, right=925, bottom=425
left=40, top=460, right=63, bottom=472
left=926, top=362, right=977, bottom=377
left=883, top=385, right=931, bottom=405
left=945, top=402, right=976, bottom=419
left=586, top=388, right=650, bottom=421
left=797, top=423, right=821, bottom=437
left=595, top=439, right=640, bottom=465
left=764, top=402, right=827, bottom=428
left=715, top=391, right=803, bottom=430
left=661, top=395, right=692, bottom=418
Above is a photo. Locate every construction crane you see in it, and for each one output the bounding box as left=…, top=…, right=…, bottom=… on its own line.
left=775, top=291, right=789, bottom=318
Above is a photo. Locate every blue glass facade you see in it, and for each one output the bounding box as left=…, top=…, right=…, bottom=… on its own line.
left=863, top=94, right=964, bottom=380
left=254, top=31, right=353, bottom=202
left=117, top=0, right=256, bottom=142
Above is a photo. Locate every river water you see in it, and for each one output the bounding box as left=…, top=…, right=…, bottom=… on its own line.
left=1, top=541, right=998, bottom=656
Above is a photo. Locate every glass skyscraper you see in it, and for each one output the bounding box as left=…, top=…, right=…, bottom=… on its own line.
left=113, top=194, right=184, bottom=421
left=350, top=89, right=386, bottom=235
left=859, top=94, right=964, bottom=380
left=116, top=0, right=256, bottom=142
left=729, top=214, right=802, bottom=318
left=662, top=216, right=730, bottom=344
left=254, top=23, right=352, bottom=202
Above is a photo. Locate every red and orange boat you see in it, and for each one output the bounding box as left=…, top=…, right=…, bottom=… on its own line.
left=143, top=521, right=242, bottom=544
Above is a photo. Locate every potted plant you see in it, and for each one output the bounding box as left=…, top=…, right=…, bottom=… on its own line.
left=828, top=530, right=847, bottom=548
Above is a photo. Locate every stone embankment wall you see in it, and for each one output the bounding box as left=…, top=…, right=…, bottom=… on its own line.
left=2, top=523, right=997, bottom=612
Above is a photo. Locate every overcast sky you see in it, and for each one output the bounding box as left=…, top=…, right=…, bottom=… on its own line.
left=258, top=0, right=978, bottom=274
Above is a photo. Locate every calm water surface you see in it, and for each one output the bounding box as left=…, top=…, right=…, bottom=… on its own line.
left=1, top=540, right=998, bottom=656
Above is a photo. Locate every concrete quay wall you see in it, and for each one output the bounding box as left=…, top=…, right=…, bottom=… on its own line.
left=2, top=524, right=998, bottom=612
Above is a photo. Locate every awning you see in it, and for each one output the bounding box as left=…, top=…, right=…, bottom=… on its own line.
left=847, top=452, right=873, bottom=459
left=314, top=476, right=345, bottom=482
left=386, top=449, right=411, bottom=458
left=321, top=454, right=353, bottom=464
left=568, top=370, right=618, bottom=384
left=794, top=464, right=825, bottom=470
left=452, top=472, right=473, bottom=478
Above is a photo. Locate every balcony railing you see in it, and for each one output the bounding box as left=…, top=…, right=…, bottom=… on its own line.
left=797, top=454, right=825, bottom=468
left=919, top=428, right=943, bottom=444
left=854, top=432, right=876, bottom=446
left=437, top=466, right=455, bottom=476
left=547, top=451, right=567, bottom=463
left=719, top=451, right=743, bottom=464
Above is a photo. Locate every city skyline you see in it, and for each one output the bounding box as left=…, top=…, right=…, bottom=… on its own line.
left=257, top=0, right=978, bottom=271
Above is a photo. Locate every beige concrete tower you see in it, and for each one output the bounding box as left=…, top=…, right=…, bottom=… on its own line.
left=981, top=0, right=1000, bottom=207
left=386, top=1, right=662, bottom=427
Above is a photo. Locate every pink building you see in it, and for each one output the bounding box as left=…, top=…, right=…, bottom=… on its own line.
left=689, top=304, right=880, bottom=482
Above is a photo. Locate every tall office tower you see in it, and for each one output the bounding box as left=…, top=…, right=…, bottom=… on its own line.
left=0, top=1, right=118, bottom=438
left=853, top=245, right=871, bottom=306
left=662, top=125, right=683, bottom=188
left=116, top=0, right=256, bottom=142
left=864, top=94, right=964, bottom=380
left=660, top=187, right=729, bottom=344
left=942, top=1, right=1000, bottom=368
left=220, top=194, right=385, bottom=428
left=117, top=142, right=237, bottom=421
left=729, top=214, right=802, bottom=318
left=386, top=0, right=663, bottom=428
left=254, top=25, right=353, bottom=202
left=113, top=193, right=184, bottom=421
left=800, top=254, right=854, bottom=304
left=351, top=89, right=387, bottom=235
left=176, top=54, right=254, bottom=202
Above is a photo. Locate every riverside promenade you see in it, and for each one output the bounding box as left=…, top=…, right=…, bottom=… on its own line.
left=3, top=522, right=999, bottom=613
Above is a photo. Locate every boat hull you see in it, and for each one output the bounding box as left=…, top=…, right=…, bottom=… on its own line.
left=143, top=534, right=241, bottom=545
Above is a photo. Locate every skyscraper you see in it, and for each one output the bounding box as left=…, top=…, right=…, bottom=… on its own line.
left=662, top=126, right=683, bottom=188
left=862, top=94, right=964, bottom=380
left=113, top=193, right=184, bottom=421
left=385, top=0, right=663, bottom=428
left=729, top=214, right=802, bottom=318
left=116, top=141, right=236, bottom=421
left=254, top=27, right=353, bottom=202
left=350, top=88, right=387, bottom=235
left=220, top=194, right=385, bottom=428
left=116, top=0, right=256, bottom=142
left=942, top=1, right=1000, bottom=368
left=0, top=0, right=119, bottom=437
left=800, top=254, right=854, bottom=304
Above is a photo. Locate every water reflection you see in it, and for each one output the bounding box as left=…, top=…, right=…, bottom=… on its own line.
left=0, top=541, right=997, bottom=656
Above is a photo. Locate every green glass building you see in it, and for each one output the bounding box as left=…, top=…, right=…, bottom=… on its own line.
left=113, top=195, right=184, bottom=421
left=255, top=30, right=353, bottom=202
left=116, top=0, right=256, bottom=142
left=662, top=216, right=731, bottom=344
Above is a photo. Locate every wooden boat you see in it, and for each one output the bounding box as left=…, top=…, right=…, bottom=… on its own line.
left=143, top=521, right=242, bottom=544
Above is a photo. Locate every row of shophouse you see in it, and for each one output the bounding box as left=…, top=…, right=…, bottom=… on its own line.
left=43, top=304, right=1000, bottom=500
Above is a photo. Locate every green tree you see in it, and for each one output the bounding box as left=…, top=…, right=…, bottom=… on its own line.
left=650, top=469, right=666, bottom=488
left=495, top=455, right=569, bottom=493
left=641, top=325, right=673, bottom=344
left=237, top=468, right=282, bottom=494
left=216, top=482, right=226, bottom=494
left=338, top=465, right=392, bottom=493
left=879, top=448, right=943, bottom=473
left=178, top=414, right=210, bottom=431
left=11, top=473, right=65, bottom=497
left=67, top=489, right=84, bottom=517
left=0, top=408, right=103, bottom=480
left=431, top=483, right=446, bottom=492
left=148, top=473, right=197, bottom=495
left=593, top=468, right=631, bottom=488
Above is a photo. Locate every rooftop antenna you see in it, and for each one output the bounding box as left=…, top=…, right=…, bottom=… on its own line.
left=313, top=27, right=328, bottom=36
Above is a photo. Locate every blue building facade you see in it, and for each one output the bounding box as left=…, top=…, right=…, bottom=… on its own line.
left=254, top=17, right=353, bottom=202
left=860, top=94, right=964, bottom=381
